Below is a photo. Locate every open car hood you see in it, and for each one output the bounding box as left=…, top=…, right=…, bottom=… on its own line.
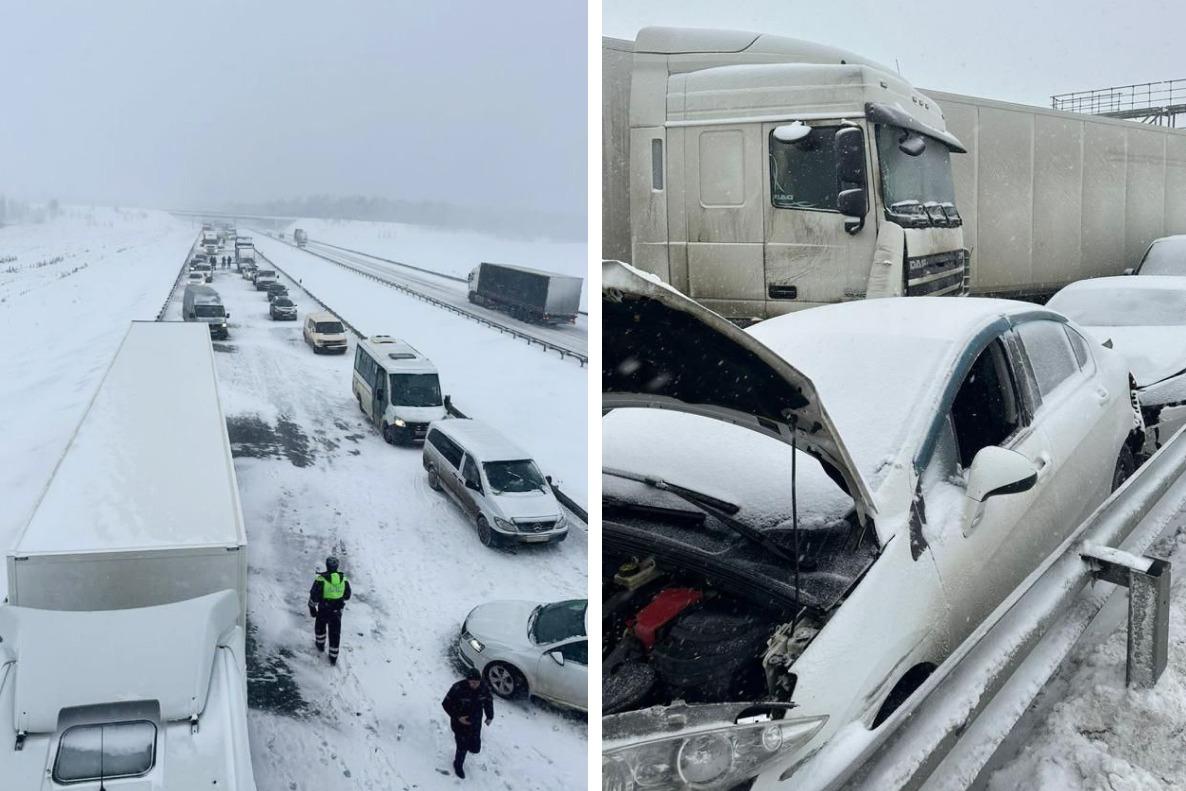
left=602, top=261, right=876, bottom=525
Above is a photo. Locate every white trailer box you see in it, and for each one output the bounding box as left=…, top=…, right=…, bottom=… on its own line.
left=7, top=321, right=247, bottom=625
left=0, top=321, right=254, bottom=788
left=924, top=90, right=1186, bottom=299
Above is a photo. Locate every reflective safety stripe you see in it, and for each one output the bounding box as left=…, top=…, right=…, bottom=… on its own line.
left=318, top=572, right=347, bottom=600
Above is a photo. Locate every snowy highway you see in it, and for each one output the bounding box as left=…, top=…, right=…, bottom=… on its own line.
left=164, top=244, right=588, bottom=788
left=259, top=232, right=588, bottom=362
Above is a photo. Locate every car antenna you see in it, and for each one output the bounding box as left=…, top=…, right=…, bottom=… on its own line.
left=790, top=415, right=803, bottom=629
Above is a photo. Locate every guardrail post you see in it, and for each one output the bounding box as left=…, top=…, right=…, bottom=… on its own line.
left=1081, top=545, right=1171, bottom=688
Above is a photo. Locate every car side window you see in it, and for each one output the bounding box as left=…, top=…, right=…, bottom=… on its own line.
left=1064, top=325, right=1094, bottom=372
left=1016, top=320, right=1079, bottom=399
left=462, top=455, right=481, bottom=488
left=558, top=640, right=587, bottom=665
left=429, top=431, right=462, bottom=468
left=949, top=339, right=1022, bottom=469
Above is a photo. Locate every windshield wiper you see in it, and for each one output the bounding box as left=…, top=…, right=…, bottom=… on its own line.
left=603, top=468, right=799, bottom=567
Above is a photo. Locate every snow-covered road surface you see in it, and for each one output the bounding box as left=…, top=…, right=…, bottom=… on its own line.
left=167, top=257, right=588, bottom=789
left=250, top=232, right=588, bottom=507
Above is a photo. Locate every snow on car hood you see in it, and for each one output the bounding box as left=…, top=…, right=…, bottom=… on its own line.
left=493, top=489, right=562, bottom=521
left=464, top=600, right=539, bottom=647
left=602, top=261, right=875, bottom=524
left=1078, top=324, right=1186, bottom=388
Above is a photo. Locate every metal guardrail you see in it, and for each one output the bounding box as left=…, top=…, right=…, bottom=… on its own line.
left=156, top=237, right=203, bottom=320
left=1052, top=79, right=1186, bottom=126
left=252, top=230, right=587, bottom=366
left=261, top=251, right=589, bottom=524
left=800, top=429, right=1186, bottom=791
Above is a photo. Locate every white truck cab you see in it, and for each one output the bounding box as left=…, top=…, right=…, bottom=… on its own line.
left=606, top=28, right=969, bottom=321
left=352, top=335, right=448, bottom=444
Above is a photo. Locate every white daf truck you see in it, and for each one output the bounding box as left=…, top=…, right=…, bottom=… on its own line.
left=605, top=29, right=1186, bottom=315
left=0, top=321, right=256, bottom=789
left=604, top=28, right=969, bottom=321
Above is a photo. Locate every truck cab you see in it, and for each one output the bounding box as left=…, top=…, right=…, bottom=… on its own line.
left=621, top=27, right=968, bottom=321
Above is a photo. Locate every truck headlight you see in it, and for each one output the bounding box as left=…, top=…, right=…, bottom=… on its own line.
left=494, top=517, right=516, bottom=532
left=602, top=715, right=827, bottom=791
left=467, top=636, right=485, bottom=653
left=394, top=418, right=407, bottom=427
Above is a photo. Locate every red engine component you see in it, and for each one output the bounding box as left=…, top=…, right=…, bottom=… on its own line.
left=629, top=587, right=703, bottom=650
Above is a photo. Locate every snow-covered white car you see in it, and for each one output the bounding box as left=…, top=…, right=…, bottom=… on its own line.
left=600, top=261, right=1141, bottom=790
left=185, top=272, right=206, bottom=287
left=1129, top=234, right=1186, bottom=276
left=1048, top=275, right=1186, bottom=448
left=458, top=599, right=587, bottom=711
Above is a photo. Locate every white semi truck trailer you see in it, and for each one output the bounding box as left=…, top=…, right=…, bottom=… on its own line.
left=0, top=321, right=256, bottom=789
left=604, top=29, right=1186, bottom=317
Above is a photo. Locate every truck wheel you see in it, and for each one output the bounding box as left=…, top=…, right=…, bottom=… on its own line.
left=477, top=517, right=496, bottom=548
left=356, top=392, right=365, bottom=415
left=485, top=662, right=525, bottom=699
left=1112, top=446, right=1135, bottom=492
left=427, top=466, right=442, bottom=491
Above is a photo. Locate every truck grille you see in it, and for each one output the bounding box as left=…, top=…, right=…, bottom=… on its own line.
left=905, top=250, right=968, bottom=296
left=515, top=519, right=557, bottom=533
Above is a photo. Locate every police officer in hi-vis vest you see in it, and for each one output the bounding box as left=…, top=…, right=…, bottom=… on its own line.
left=308, top=556, right=352, bottom=665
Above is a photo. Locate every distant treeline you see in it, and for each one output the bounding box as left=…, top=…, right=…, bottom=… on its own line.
left=220, top=195, right=584, bottom=242
left=0, top=197, right=60, bottom=227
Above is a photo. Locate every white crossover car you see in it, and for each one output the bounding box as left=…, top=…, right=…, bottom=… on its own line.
left=458, top=598, right=587, bottom=712
left=600, top=261, right=1140, bottom=790
left=1048, top=275, right=1186, bottom=449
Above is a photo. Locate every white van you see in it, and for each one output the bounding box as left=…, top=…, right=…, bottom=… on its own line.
left=352, top=335, right=447, bottom=444
left=423, top=419, right=567, bottom=547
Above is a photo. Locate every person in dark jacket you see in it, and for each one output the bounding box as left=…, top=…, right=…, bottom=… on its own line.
left=441, top=668, right=494, bottom=778
left=308, top=555, right=351, bottom=665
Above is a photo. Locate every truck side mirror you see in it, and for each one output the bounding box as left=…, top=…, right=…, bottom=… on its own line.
left=835, top=128, right=868, bottom=235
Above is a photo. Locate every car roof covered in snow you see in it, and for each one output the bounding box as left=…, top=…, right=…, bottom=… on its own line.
left=13, top=321, right=245, bottom=554
left=747, top=296, right=1063, bottom=491
left=1051, top=274, right=1186, bottom=294
left=307, top=310, right=342, bottom=323
left=360, top=335, right=438, bottom=373
left=432, top=418, right=533, bottom=462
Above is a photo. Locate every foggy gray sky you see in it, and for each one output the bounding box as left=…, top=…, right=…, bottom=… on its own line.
left=0, top=0, right=587, bottom=218
left=605, top=0, right=1186, bottom=109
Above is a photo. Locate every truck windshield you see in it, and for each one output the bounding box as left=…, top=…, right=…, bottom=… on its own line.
left=876, top=124, right=960, bottom=227
left=194, top=304, right=224, bottom=318
left=389, top=373, right=442, bottom=407
left=769, top=125, right=840, bottom=211
left=484, top=459, right=548, bottom=494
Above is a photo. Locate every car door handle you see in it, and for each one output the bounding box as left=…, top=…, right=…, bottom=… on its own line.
left=1095, top=387, right=1110, bottom=403
left=1034, top=452, right=1052, bottom=477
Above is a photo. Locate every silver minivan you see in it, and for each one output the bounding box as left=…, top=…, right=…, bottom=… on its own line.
left=423, top=419, right=567, bottom=547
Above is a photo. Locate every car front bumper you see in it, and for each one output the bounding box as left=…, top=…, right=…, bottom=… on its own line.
left=492, top=524, right=569, bottom=544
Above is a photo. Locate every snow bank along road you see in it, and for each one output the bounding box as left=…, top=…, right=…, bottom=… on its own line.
left=165, top=247, right=587, bottom=789
left=257, top=231, right=588, bottom=364
left=0, top=208, right=196, bottom=591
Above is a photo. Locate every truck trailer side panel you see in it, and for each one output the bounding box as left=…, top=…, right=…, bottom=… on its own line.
left=927, top=89, right=1186, bottom=298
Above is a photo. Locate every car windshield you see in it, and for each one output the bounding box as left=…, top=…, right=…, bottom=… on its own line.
left=876, top=124, right=959, bottom=227
left=1138, top=238, right=1186, bottom=275
left=1048, top=286, right=1186, bottom=326
left=529, top=599, right=586, bottom=644
left=259, top=270, right=275, bottom=277
left=483, top=459, right=547, bottom=494
left=315, top=321, right=344, bottom=334
left=194, top=304, right=224, bottom=317
left=274, top=298, right=293, bottom=307
left=389, top=373, right=442, bottom=407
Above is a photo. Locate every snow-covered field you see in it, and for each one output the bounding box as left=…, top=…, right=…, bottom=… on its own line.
left=0, top=207, right=195, bottom=590
left=0, top=211, right=587, bottom=789
left=275, top=217, right=588, bottom=310
left=252, top=233, right=588, bottom=506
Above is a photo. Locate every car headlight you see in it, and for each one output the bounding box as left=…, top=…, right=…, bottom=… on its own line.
left=602, top=715, right=827, bottom=791
left=555, top=512, right=567, bottom=529
left=494, top=517, right=517, bottom=532
left=393, top=418, right=407, bottom=427
left=467, top=636, right=485, bottom=653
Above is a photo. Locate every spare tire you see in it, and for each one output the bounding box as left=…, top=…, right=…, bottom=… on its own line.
left=651, top=602, right=772, bottom=702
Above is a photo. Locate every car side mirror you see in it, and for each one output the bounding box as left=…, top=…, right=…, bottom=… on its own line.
left=545, top=474, right=553, bottom=486
left=966, top=446, right=1038, bottom=503
left=375, top=389, right=384, bottom=401
left=548, top=650, right=565, bottom=667
left=1123, top=267, right=1135, bottom=276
